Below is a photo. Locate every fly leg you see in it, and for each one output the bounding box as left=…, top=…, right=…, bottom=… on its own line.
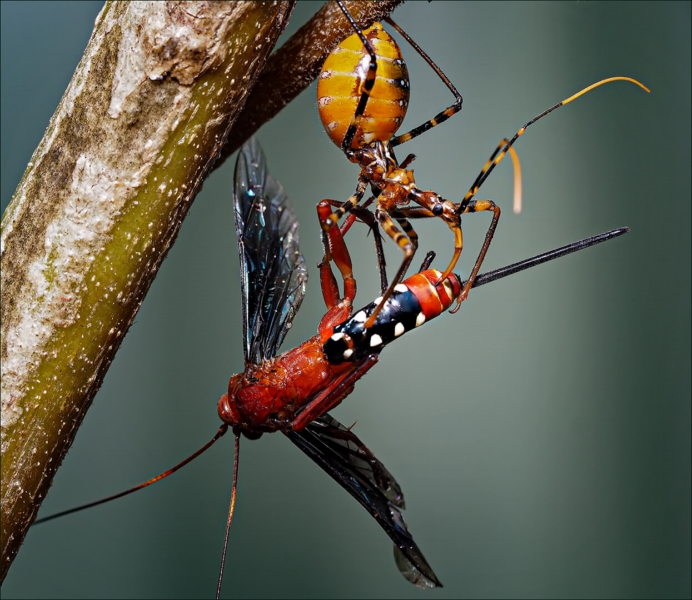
left=318, top=176, right=369, bottom=309
left=317, top=200, right=358, bottom=311
left=317, top=188, right=378, bottom=333
left=319, top=197, right=388, bottom=296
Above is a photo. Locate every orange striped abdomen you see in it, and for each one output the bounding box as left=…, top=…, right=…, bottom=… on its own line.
left=317, top=22, right=410, bottom=149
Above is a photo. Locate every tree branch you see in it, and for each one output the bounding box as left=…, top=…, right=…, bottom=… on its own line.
left=0, top=0, right=294, bottom=580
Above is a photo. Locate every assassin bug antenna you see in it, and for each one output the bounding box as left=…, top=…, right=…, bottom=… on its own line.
left=439, top=77, right=650, bottom=313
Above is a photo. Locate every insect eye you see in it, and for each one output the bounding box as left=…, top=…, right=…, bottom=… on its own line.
left=432, top=203, right=443, bottom=216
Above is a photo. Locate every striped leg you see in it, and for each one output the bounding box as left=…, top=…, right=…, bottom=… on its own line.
left=457, top=77, right=649, bottom=214
left=448, top=199, right=501, bottom=312
left=385, top=17, right=463, bottom=147
left=396, top=197, right=500, bottom=312
left=364, top=209, right=419, bottom=328
left=321, top=174, right=368, bottom=234
left=466, top=138, right=523, bottom=214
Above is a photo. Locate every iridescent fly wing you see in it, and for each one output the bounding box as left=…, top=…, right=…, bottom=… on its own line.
left=285, top=414, right=442, bottom=589
left=234, top=138, right=308, bottom=364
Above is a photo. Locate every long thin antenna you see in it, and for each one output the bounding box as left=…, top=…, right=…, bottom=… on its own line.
left=464, top=227, right=629, bottom=289
left=216, top=433, right=240, bottom=600
left=33, top=424, right=229, bottom=525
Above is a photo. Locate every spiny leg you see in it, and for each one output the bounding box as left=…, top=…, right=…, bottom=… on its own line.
left=322, top=174, right=369, bottom=233
left=385, top=16, right=463, bottom=146
left=458, top=77, right=649, bottom=214
left=336, top=0, right=379, bottom=153
left=364, top=210, right=418, bottom=329
left=390, top=199, right=498, bottom=312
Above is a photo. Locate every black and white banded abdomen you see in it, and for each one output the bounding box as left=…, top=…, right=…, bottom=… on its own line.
left=323, top=270, right=461, bottom=365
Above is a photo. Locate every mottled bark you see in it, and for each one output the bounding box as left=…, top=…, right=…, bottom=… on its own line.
left=0, top=0, right=295, bottom=580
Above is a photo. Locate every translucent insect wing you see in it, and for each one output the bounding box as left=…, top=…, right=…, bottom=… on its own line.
left=234, top=138, right=308, bottom=364
left=286, top=414, right=442, bottom=589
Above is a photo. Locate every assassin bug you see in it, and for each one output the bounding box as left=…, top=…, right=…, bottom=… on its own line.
left=317, top=1, right=648, bottom=326
left=32, top=138, right=629, bottom=596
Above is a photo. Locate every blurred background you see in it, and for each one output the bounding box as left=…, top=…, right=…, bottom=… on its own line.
left=2, top=2, right=690, bottom=598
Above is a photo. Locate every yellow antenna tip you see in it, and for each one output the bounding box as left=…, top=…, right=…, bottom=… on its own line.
left=563, top=77, right=650, bottom=105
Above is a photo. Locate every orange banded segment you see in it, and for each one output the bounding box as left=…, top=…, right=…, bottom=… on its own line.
left=419, top=270, right=460, bottom=311
left=404, top=269, right=462, bottom=321
left=407, top=274, right=442, bottom=320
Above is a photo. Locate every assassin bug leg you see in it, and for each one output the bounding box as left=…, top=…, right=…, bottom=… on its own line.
left=384, top=16, right=463, bottom=147
left=448, top=199, right=501, bottom=312
left=363, top=209, right=419, bottom=328
left=428, top=78, right=650, bottom=290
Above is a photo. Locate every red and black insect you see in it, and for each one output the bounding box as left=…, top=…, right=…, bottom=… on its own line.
left=316, top=1, right=648, bottom=326
left=33, top=138, right=629, bottom=595
left=217, top=137, right=444, bottom=589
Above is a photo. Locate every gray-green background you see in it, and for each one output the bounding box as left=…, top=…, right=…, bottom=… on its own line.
left=2, top=2, right=690, bottom=598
